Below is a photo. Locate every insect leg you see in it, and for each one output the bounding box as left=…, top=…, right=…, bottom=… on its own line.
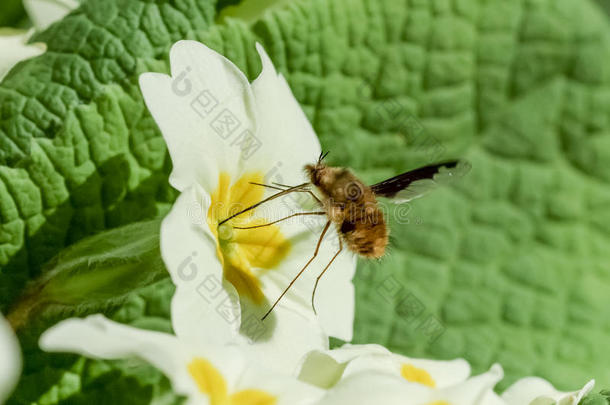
left=311, top=238, right=343, bottom=315
left=250, top=181, right=322, bottom=205
left=233, top=212, right=326, bottom=230
left=271, top=182, right=293, bottom=188
left=261, top=220, right=331, bottom=321
left=249, top=182, right=286, bottom=192
left=218, top=183, right=309, bottom=226
left=271, top=182, right=322, bottom=205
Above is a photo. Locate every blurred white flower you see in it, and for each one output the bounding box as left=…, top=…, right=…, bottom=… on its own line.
left=40, top=314, right=323, bottom=405
left=500, top=377, right=594, bottom=405
left=138, top=40, right=357, bottom=372
left=23, top=0, right=79, bottom=31
left=297, top=344, right=596, bottom=405
left=0, top=313, right=21, bottom=403
left=298, top=344, right=504, bottom=405
left=298, top=344, right=471, bottom=390
left=317, top=367, right=504, bottom=405
left=0, top=29, right=45, bottom=81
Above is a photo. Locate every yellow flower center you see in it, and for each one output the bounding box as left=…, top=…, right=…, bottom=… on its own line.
left=400, top=363, right=436, bottom=388
left=426, top=402, right=451, bottom=405
left=207, top=172, right=291, bottom=304
left=188, top=358, right=276, bottom=405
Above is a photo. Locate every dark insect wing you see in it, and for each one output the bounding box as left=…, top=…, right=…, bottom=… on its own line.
left=370, top=161, right=460, bottom=196
left=370, top=160, right=470, bottom=203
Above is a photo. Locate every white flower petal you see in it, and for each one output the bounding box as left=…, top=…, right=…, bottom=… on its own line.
left=298, top=344, right=470, bottom=389
left=237, top=303, right=328, bottom=375
left=429, top=364, right=504, bottom=404
left=315, top=277, right=356, bottom=341
left=247, top=43, right=321, bottom=184
left=306, top=233, right=356, bottom=341
left=170, top=281, right=241, bottom=347
left=0, top=29, right=46, bottom=82
left=39, top=315, right=199, bottom=397
left=323, top=343, right=392, bottom=361
left=259, top=219, right=356, bottom=341
left=0, top=314, right=20, bottom=403
left=571, top=380, right=595, bottom=404
left=298, top=350, right=349, bottom=389
left=239, top=366, right=324, bottom=405
left=298, top=344, right=391, bottom=388
left=481, top=390, right=508, bottom=405
left=185, top=394, right=211, bottom=405
left=315, top=371, right=428, bottom=405
left=343, top=355, right=471, bottom=389
left=315, top=363, right=503, bottom=405
left=161, top=186, right=241, bottom=346
left=139, top=40, right=258, bottom=192
left=501, top=377, right=558, bottom=405
left=23, top=0, right=79, bottom=31
left=502, top=377, right=595, bottom=405
left=392, top=357, right=471, bottom=388
left=40, top=316, right=302, bottom=404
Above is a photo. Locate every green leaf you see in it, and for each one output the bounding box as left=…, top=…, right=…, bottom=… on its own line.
left=217, top=0, right=294, bottom=24
left=594, top=0, right=610, bottom=17
left=581, top=390, right=610, bottom=405
left=0, top=0, right=27, bottom=27
left=2, top=0, right=610, bottom=403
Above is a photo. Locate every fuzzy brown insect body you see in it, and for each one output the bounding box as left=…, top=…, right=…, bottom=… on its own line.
left=305, top=163, right=388, bottom=258
left=219, top=152, right=468, bottom=320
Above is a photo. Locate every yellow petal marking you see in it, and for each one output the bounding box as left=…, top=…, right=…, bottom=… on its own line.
left=208, top=172, right=291, bottom=304
left=229, top=390, right=277, bottom=405
left=400, top=363, right=436, bottom=388
left=188, top=358, right=277, bottom=405
left=188, top=358, right=228, bottom=404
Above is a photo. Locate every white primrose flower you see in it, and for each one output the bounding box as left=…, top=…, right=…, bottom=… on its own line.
left=297, top=344, right=471, bottom=390
left=0, top=29, right=45, bottom=81
left=23, top=0, right=79, bottom=31
left=0, top=313, right=21, bottom=403
left=40, top=314, right=323, bottom=405
left=316, top=366, right=504, bottom=405
left=297, top=344, right=504, bottom=405
left=500, top=377, right=594, bottom=405
left=138, top=40, right=357, bottom=372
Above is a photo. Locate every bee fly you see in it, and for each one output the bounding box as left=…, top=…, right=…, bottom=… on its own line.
left=218, top=152, right=470, bottom=320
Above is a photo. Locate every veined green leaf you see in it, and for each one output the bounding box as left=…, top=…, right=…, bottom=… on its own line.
left=1, top=0, right=610, bottom=403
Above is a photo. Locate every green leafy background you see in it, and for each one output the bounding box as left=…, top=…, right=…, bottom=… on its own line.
left=1, top=0, right=610, bottom=403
